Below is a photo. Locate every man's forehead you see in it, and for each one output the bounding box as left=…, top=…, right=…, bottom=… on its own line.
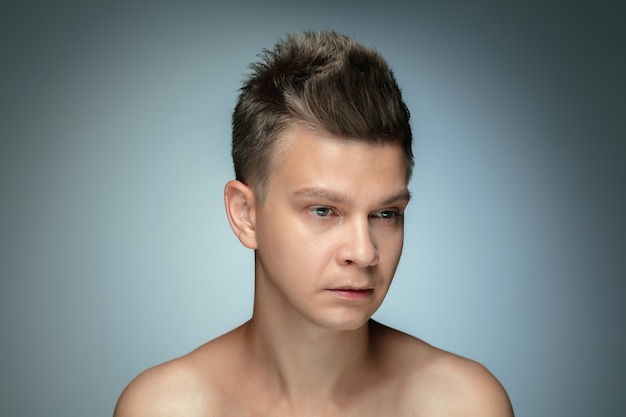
left=263, top=127, right=409, bottom=203
left=273, top=124, right=406, bottom=165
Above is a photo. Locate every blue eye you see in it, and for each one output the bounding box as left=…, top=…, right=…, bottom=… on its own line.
left=311, top=207, right=333, bottom=217
left=376, top=210, right=399, bottom=219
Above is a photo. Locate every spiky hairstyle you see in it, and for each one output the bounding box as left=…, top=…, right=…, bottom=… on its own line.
left=232, top=30, right=413, bottom=200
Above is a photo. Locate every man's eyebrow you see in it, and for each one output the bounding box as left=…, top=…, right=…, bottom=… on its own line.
left=291, top=187, right=411, bottom=205
left=381, top=190, right=412, bottom=205
left=291, top=187, right=348, bottom=204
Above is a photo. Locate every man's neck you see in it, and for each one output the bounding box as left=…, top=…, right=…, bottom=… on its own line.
left=241, top=311, right=379, bottom=406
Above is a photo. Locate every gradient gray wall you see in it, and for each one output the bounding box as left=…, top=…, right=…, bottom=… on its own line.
left=1, top=1, right=624, bottom=416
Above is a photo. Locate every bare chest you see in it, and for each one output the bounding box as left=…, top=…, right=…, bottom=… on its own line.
left=212, top=383, right=414, bottom=417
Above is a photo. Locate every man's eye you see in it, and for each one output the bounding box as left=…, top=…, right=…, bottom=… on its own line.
left=376, top=210, right=399, bottom=219
left=311, top=207, right=333, bottom=217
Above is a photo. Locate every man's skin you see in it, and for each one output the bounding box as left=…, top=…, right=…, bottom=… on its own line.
left=114, top=125, right=514, bottom=416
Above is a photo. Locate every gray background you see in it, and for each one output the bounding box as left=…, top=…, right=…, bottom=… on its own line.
left=1, top=1, right=624, bottom=416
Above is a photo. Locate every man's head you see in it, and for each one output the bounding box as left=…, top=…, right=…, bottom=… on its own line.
left=231, top=30, right=413, bottom=202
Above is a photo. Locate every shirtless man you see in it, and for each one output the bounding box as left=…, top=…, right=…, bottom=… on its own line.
left=114, top=30, right=514, bottom=416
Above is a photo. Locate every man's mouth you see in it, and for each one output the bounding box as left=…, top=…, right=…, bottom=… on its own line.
left=328, top=288, right=374, bottom=299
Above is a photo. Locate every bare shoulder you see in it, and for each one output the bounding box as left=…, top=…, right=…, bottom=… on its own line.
left=113, top=328, right=243, bottom=417
left=414, top=349, right=514, bottom=416
left=371, top=321, right=514, bottom=416
left=113, top=355, right=210, bottom=417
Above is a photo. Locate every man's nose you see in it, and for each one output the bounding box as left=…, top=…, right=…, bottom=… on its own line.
left=337, top=217, right=379, bottom=267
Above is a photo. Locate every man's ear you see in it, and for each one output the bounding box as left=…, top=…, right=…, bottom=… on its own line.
left=224, top=180, right=258, bottom=249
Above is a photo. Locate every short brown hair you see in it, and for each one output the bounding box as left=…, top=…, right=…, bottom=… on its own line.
left=231, top=30, right=414, bottom=201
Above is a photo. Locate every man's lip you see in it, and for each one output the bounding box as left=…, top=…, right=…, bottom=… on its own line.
left=327, top=288, right=374, bottom=298
left=329, top=286, right=373, bottom=291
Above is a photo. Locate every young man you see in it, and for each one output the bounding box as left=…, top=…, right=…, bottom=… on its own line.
left=114, top=30, right=514, bottom=416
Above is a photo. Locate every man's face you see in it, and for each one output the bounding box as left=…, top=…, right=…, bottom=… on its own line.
left=253, top=126, right=410, bottom=331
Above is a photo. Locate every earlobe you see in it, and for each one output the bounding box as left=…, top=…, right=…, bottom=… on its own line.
left=224, top=180, right=258, bottom=249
